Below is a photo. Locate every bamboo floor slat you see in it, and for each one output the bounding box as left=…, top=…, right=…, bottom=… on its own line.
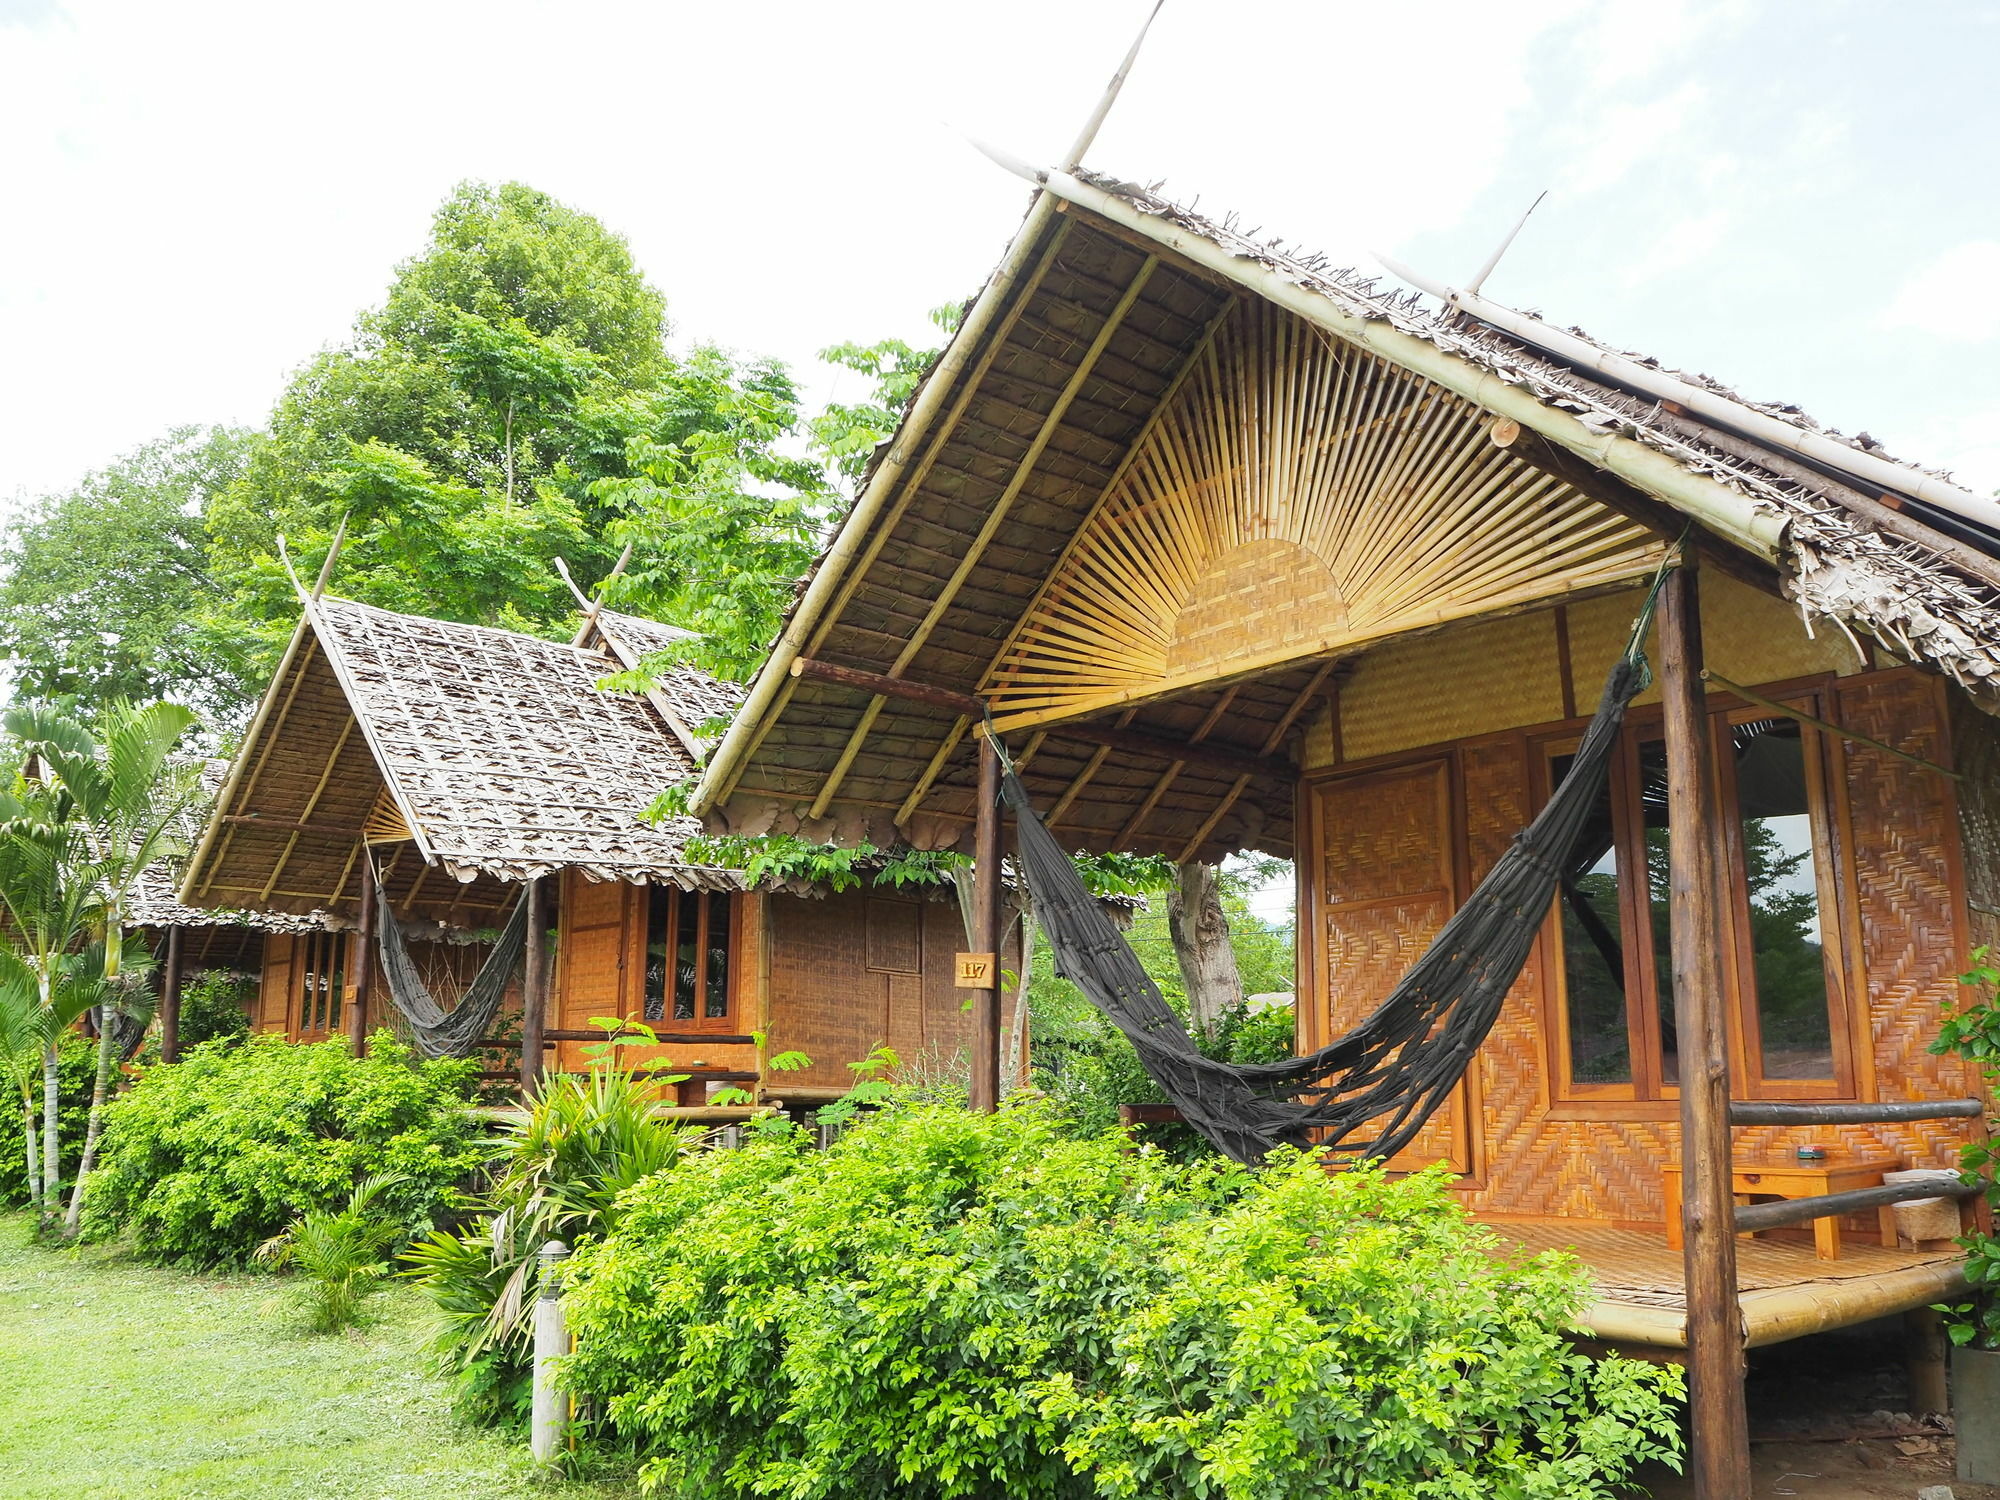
left=1487, top=1222, right=1967, bottom=1349
left=1494, top=1222, right=1957, bottom=1303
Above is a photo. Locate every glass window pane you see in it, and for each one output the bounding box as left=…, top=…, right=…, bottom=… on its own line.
left=1554, top=752, right=1631, bottom=1085
left=1636, top=738, right=1678, bottom=1088
left=675, top=894, right=700, bottom=1022
left=705, top=896, right=731, bottom=1020
left=329, top=940, right=344, bottom=1031
left=1730, top=719, right=1834, bottom=1080
left=643, top=887, right=670, bottom=1022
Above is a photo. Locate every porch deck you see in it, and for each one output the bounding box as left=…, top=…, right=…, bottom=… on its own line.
left=1488, top=1223, right=1965, bottom=1353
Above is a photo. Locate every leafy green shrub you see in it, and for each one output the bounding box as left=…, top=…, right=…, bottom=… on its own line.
left=0, top=1033, right=95, bottom=1208
left=176, top=970, right=253, bottom=1049
left=405, top=1064, right=701, bottom=1426
left=256, top=1172, right=407, bottom=1332
left=559, top=1102, right=1682, bottom=1500
left=1930, top=949, right=2000, bottom=1348
left=83, top=1032, right=486, bottom=1267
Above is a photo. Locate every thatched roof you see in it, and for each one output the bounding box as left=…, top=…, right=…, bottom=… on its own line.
left=690, top=164, right=2000, bottom=865
left=583, top=608, right=748, bottom=754
left=181, top=596, right=748, bottom=925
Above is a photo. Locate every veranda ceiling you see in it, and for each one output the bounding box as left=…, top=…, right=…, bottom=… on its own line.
left=692, top=169, right=2000, bottom=865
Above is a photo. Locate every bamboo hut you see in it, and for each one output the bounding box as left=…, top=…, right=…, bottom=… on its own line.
left=176, top=594, right=1017, bottom=1104
left=685, top=164, right=2000, bottom=1467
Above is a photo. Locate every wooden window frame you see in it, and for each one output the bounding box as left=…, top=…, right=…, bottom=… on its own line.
left=1537, top=675, right=1864, bottom=1108
left=292, top=930, right=345, bottom=1041
left=643, top=887, right=740, bottom=1034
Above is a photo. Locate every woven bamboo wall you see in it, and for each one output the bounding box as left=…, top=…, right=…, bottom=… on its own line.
left=554, top=872, right=636, bottom=1072
left=767, top=888, right=1019, bottom=1092
left=1307, top=663, right=1980, bottom=1226
left=1307, top=572, right=1869, bottom=771
left=1304, top=759, right=1469, bottom=1172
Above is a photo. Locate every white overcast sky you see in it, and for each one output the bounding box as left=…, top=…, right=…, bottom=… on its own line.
left=3, top=0, right=1998, bottom=516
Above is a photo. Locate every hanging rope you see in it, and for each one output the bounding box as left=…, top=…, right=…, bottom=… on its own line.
left=1002, top=547, right=1679, bottom=1165
left=369, top=857, right=530, bottom=1059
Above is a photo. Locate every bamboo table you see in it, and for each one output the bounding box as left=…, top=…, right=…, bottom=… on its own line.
left=1663, top=1152, right=1902, bottom=1261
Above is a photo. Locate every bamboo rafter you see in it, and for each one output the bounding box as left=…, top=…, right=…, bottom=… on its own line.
left=979, top=299, right=1659, bottom=731
left=1169, top=659, right=1335, bottom=861
left=805, top=252, right=1162, bottom=819
left=707, top=222, right=1084, bottom=812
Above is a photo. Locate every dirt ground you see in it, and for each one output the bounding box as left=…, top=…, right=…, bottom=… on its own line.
left=1636, top=1320, right=1998, bottom=1500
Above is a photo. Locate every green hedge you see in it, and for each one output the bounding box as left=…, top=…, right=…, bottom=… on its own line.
left=560, top=1102, right=1682, bottom=1499
left=84, top=1033, right=488, bottom=1268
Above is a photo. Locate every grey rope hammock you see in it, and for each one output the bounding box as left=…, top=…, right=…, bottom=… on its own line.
left=368, top=858, right=530, bottom=1059
left=1002, top=564, right=1670, bottom=1166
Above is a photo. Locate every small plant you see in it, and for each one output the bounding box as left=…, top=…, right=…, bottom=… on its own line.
left=175, top=971, right=254, bottom=1050
left=257, top=1173, right=407, bottom=1333
left=404, top=1045, right=704, bottom=1426
left=1929, top=948, right=2000, bottom=1348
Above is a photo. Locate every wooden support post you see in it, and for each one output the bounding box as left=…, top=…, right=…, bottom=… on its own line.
left=158, top=926, right=184, bottom=1064
left=969, top=735, right=1004, bottom=1114
left=1903, top=1305, right=1950, bottom=1416
left=518, top=876, right=547, bottom=1093
left=1659, top=557, right=1751, bottom=1500
left=349, top=861, right=374, bottom=1058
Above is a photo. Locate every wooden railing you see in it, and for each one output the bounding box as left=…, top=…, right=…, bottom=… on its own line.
left=1727, top=1098, right=1983, bottom=1127
left=1726, top=1097, right=1986, bottom=1238
left=1734, top=1177, right=1979, bottom=1235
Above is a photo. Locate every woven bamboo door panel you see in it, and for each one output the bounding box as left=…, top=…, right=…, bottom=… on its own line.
left=258, top=935, right=295, bottom=1032
left=980, top=299, right=1658, bottom=730
left=1311, top=760, right=1471, bottom=1174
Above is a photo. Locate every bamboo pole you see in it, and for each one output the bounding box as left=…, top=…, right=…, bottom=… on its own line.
left=690, top=194, right=1067, bottom=816
left=970, top=735, right=1004, bottom=1114
left=1659, top=557, right=1751, bottom=1500
left=518, top=876, right=547, bottom=1093
left=349, top=857, right=375, bottom=1058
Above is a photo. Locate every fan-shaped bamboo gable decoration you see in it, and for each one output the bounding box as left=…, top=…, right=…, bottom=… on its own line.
left=981, top=301, right=1661, bottom=729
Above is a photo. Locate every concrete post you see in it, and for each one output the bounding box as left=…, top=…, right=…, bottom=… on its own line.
left=530, top=1239, right=570, bottom=1463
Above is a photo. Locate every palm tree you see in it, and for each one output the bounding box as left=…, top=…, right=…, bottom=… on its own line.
left=0, top=701, right=196, bottom=1236
left=0, top=767, right=111, bottom=1230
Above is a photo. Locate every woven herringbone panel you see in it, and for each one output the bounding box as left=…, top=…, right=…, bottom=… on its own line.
left=1315, top=760, right=1465, bottom=1170
left=981, top=299, right=1658, bottom=730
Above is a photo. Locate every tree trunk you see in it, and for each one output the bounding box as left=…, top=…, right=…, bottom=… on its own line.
left=1003, top=897, right=1035, bottom=1091
left=1168, top=862, right=1243, bottom=1034
left=20, top=1095, right=40, bottom=1216
left=39, top=1036, right=60, bottom=1232
left=504, top=398, right=516, bottom=505
left=63, top=1003, right=121, bottom=1237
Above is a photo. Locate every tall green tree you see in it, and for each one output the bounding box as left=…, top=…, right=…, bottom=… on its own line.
left=208, top=179, right=826, bottom=687
left=0, top=427, right=257, bottom=717
left=595, top=351, right=834, bottom=682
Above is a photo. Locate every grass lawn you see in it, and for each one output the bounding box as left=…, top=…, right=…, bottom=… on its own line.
left=0, top=1213, right=635, bottom=1500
